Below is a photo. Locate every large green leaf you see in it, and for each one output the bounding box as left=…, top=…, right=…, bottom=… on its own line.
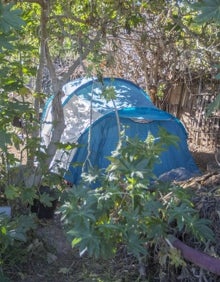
left=0, top=34, right=13, bottom=50
left=0, top=130, right=12, bottom=149
left=186, top=216, right=215, bottom=242
left=4, top=185, right=20, bottom=200
left=0, top=3, right=24, bottom=33
left=193, top=0, right=220, bottom=24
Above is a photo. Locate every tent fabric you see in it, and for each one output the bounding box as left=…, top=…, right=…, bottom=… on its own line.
left=62, top=77, right=155, bottom=113
left=64, top=108, right=199, bottom=185
left=41, top=77, right=156, bottom=170
left=41, top=77, right=155, bottom=154
left=41, top=77, right=200, bottom=184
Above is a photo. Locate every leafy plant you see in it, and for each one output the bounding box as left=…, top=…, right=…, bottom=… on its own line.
left=0, top=1, right=24, bottom=50
left=192, top=0, right=220, bottom=24
left=0, top=213, right=36, bottom=279
left=60, top=129, right=214, bottom=264
left=192, top=0, right=220, bottom=116
left=0, top=2, right=52, bottom=278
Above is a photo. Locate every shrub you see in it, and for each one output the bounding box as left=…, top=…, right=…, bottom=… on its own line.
left=60, top=128, right=214, bottom=262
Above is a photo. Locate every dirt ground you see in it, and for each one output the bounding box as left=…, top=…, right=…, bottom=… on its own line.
left=4, top=145, right=220, bottom=282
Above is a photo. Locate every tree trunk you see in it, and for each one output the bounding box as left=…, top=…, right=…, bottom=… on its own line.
left=45, top=90, right=65, bottom=168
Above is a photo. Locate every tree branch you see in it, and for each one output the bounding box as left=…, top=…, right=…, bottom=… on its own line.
left=61, top=31, right=102, bottom=83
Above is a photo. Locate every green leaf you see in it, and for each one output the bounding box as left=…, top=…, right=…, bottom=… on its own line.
left=0, top=3, right=25, bottom=34
left=8, top=229, right=26, bottom=242
left=20, top=188, right=36, bottom=205
left=143, top=200, right=163, bottom=217
left=102, top=86, right=116, bottom=101
left=146, top=217, right=168, bottom=239
left=168, top=203, right=196, bottom=232
left=1, top=226, right=7, bottom=236
left=0, top=34, right=13, bottom=50
left=39, top=192, right=55, bottom=207
left=55, top=142, right=80, bottom=150
left=186, top=216, right=215, bottom=242
left=4, top=185, right=20, bottom=200
left=72, top=237, right=82, bottom=247
left=158, top=127, right=180, bottom=148
left=0, top=130, right=12, bottom=149
left=126, top=231, right=147, bottom=257
left=206, top=93, right=220, bottom=116
left=192, top=0, right=220, bottom=24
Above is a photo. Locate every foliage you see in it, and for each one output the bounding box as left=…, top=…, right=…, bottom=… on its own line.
left=192, top=0, right=220, bottom=24
left=0, top=2, right=50, bottom=279
left=0, top=1, right=24, bottom=51
left=191, top=0, right=220, bottom=115
left=206, top=93, right=220, bottom=116
left=0, top=213, right=36, bottom=279
left=0, top=0, right=38, bottom=167
left=60, top=129, right=214, bottom=263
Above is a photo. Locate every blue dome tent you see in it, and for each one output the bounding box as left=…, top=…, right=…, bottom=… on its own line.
left=41, top=77, right=200, bottom=185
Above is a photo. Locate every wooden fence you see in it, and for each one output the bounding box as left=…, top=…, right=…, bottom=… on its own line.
left=162, top=82, right=220, bottom=149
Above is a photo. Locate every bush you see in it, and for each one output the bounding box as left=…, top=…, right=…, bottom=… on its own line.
left=60, top=128, right=214, bottom=263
